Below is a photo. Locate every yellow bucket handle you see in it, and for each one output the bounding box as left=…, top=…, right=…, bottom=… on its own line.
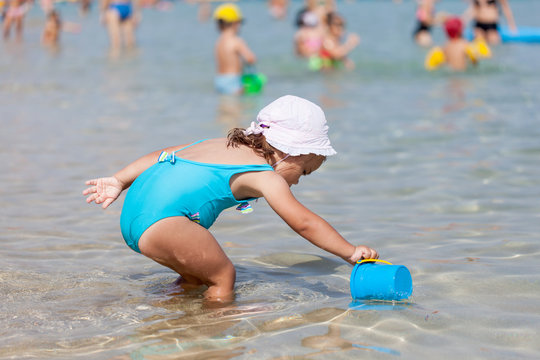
left=357, top=259, right=393, bottom=265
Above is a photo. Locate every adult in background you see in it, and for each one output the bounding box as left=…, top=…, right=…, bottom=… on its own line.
left=101, top=0, right=139, bottom=55
left=465, top=0, right=516, bottom=45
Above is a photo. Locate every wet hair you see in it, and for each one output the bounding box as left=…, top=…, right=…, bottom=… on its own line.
left=217, top=19, right=241, bottom=31
left=326, top=12, right=344, bottom=27
left=47, top=10, right=61, bottom=25
left=227, top=128, right=276, bottom=162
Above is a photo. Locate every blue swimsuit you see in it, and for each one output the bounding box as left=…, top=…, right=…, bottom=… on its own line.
left=109, top=2, right=132, bottom=22
left=120, top=140, right=273, bottom=253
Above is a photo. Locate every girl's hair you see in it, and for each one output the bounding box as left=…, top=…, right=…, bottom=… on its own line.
left=326, top=12, right=344, bottom=27
left=227, top=128, right=276, bottom=162
left=217, top=19, right=241, bottom=31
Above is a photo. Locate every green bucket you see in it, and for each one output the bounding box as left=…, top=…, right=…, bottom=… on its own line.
left=242, top=73, right=267, bottom=95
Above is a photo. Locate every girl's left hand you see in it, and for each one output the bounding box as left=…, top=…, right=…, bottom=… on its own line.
left=83, top=176, right=123, bottom=209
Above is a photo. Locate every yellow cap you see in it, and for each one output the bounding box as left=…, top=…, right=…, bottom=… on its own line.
left=214, top=3, right=243, bottom=23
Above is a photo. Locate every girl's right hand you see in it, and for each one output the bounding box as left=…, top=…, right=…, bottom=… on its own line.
left=347, top=245, right=379, bottom=265
left=83, top=177, right=124, bottom=209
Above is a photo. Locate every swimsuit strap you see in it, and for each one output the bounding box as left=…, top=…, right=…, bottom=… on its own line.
left=157, top=139, right=208, bottom=164
left=173, top=139, right=208, bottom=154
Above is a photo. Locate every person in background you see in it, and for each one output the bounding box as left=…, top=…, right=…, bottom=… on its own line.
left=213, top=3, right=256, bottom=95
left=319, top=12, right=359, bottom=70
left=464, top=0, right=516, bottom=45
left=100, top=0, right=139, bottom=55
left=42, top=9, right=61, bottom=47
left=294, top=9, right=323, bottom=58
left=80, top=0, right=92, bottom=16
left=440, top=17, right=477, bottom=71
left=425, top=17, right=491, bottom=72
left=2, top=0, right=30, bottom=40
left=413, top=0, right=442, bottom=47
left=304, top=0, right=335, bottom=26
left=268, top=0, right=289, bottom=20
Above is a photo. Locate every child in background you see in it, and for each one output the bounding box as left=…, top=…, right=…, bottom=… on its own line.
left=425, top=17, right=489, bottom=72
left=2, top=0, right=30, bottom=40
left=101, top=0, right=139, bottom=55
left=214, top=3, right=256, bottom=95
left=319, top=12, right=359, bottom=70
left=268, top=0, right=289, bottom=20
left=42, top=10, right=61, bottom=47
left=83, top=95, right=379, bottom=302
left=413, top=0, right=437, bottom=47
left=304, top=0, right=335, bottom=26
left=294, top=9, right=323, bottom=58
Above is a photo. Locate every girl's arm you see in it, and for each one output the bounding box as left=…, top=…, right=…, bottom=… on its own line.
left=500, top=0, right=517, bottom=32
left=100, top=0, right=110, bottom=13
left=83, top=144, right=188, bottom=208
left=461, top=2, right=475, bottom=25
left=236, top=38, right=257, bottom=65
left=260, top=174, right=378, bottom=264
left=322, top=33, right=359, bottom=60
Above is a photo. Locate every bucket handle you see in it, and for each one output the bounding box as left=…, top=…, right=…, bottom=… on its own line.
left=357, top=259, right=393, bottom=265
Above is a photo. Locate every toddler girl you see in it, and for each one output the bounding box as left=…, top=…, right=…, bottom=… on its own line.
left=84, top=95, right=378, bottom=301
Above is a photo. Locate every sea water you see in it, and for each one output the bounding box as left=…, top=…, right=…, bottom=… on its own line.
left=1, top=0, right=539, bottom=359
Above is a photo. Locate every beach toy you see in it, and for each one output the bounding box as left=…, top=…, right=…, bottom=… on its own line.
left=425, top=43, right=483, bottom=71
left=465, top=26, right=540, bottom=44
left=242, top=72, right=267, bottom=95
left=308, top=56, right=324, bottom=71
left=307, top=55, right=342, bottom=71
left=424, top=46, right=445, bottom=71
left=472, top=38, right=492, bottom=58
left=350, top=259, right=413, bottom=301
left=499, top=26, right=540, bottom=43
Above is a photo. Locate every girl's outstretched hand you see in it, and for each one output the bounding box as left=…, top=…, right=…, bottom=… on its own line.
left=83, top=177, right=123, bottom=209
left=347, top=245, right=379, bottom=265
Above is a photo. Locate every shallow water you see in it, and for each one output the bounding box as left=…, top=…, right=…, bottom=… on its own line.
left=1, top=0, right=540, bottom=359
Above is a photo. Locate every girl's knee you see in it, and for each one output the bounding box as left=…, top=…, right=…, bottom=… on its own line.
left=208, top=262, right=236, bottom=290
left=205, top=266, right=236, bottom=301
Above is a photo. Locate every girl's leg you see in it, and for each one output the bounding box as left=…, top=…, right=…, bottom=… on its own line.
left=415, top=30, right=432, bottom=47
left=105, top=9, right=122, bottom=52
left=15, top=16, right=23, bottom=40
left=474, top=28, right=485, bottom=41
left=121, top=19, right=136, bottom=49
left=486, top=29, right=501, bottom=45
left=138, top=216, right=236, bottom=301
left=3, top=17, right=12, bottom=39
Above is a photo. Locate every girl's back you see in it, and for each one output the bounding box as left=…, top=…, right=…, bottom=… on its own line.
left=443, top=39, right=470, bottom=71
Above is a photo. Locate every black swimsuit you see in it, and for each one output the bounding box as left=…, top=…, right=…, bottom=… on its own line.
left=474, top=0, right=497, bottom=6
left=473, top=0, right=499, bottom=32
left=413, top=22, right=432, bottom=36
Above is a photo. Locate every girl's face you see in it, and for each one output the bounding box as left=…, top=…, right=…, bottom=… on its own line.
left=329, top=18, right=345, bottom=37
left=276, top=154, right=326, bottom=187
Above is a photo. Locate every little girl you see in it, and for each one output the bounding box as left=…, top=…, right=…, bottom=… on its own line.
left=319, top=12, right=359, bottom=70
left=83, top=95, right=378, bottom=301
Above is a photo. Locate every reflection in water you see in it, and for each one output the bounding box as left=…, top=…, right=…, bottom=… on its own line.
left=125, top=305, right=400, bottom=359
left=215, top=94, right=269, bottom=131
left=442, top=78, right=468, bottom=114
left=215, top=95, right=244, bottom=130
left=269, top=308, right=400, bottom=359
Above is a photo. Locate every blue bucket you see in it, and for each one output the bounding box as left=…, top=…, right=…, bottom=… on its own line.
left=350, top=259, right=413, bottom=301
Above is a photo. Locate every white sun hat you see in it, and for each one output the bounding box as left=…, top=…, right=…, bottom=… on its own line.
left=243, top=95, right=337, bottom=156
